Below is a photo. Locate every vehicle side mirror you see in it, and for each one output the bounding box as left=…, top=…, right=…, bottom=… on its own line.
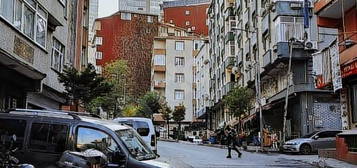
left=313, top=136, right=319, bottom=140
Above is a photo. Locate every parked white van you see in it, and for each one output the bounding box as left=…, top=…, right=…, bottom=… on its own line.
left=114, top=117, right=157, bottom=153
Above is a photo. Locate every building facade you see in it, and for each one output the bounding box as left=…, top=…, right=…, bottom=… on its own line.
left=163, top=0, right=210, bottom=36
left=0, top=0, right=89, bottom=111
left=95, top=11, right=158, bottom=100
left=118, top=0, right=167, bottom=16
left=88, top=0, right=99, bottom=68
left=314, top=0, right=357, bottom=164
left=207, top=0, right=341, bottom=139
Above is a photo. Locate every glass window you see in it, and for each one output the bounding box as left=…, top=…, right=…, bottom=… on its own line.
left=175, top=73, right=184, bottom=83
left=76, top=127, right=120, bottom=162
left=96, top=52, right=103, bottom=59
left=175, top=41, right=184, bottom=50
left=185, top=10, right=190, bottom=15
left=14, top=0, right=22, bottom=30
left=51, top=38, right=65, bottom=72
left=121, top=12, right=131, bottom=20
left=29, top=123, right=68, bottom=153
left=276, top=16, right=304, bottom=42
left=175, top=57, right=184, bottom=66
left=0, top=0, right=14, bottom=22
left=24, top=5, right=35, bottom=39
left=0, top=119, right=26, bottom=149
left=352, top=84, right=357, bottom=123
left=175, top=90, right=184, bottom=100
left=96, top=37, right=103, bottom=45
left=96, top=65, right=102, bottom=74
left=147, top=16, right=153, bottom=23
left=133, top=121, right=150, bottom=136
left=36, top=15, right=46, bottom=46
left=154, top=55, right=165, bottom=65
left=185, top=21, right=190, bottom=26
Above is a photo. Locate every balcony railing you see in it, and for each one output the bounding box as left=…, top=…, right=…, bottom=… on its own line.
left=262, top=13, right=270, bottom=35
left=244, top=39, right=250, bottom=56
left=263, top=49, right=272, bottom=68
left=154, top=80, right=166, bottom=89
left=153, top=65, right=166, bottom=72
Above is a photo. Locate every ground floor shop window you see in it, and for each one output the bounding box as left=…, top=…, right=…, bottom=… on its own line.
left=345, top=136, right=357, bottom=152
left=351, top=85, right=357, bottom=123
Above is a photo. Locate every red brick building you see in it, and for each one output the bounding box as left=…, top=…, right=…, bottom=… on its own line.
left=163, top=0, right=210, bottom=36
left=95, top=11, right=158, bottom=99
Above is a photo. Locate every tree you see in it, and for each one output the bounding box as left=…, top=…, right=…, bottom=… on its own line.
left=57, top=64, right=112, bottom=111
left=88, top=60, right=129, bottom=118
left=159, top=102, right=172, bottom=139
left=122, top=104, right=140, bottom=117
left=172, top=104, right=185, bottom=141
left=137, top=91, right=162, bottom=118
left=224, top=86, right=254, bottom=118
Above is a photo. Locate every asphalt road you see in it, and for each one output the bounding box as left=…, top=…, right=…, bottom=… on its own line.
left=156, top=141, right=319, bottom=168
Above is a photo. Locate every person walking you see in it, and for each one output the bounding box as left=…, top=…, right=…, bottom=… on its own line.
left=225, top=126, right=242, bottom=158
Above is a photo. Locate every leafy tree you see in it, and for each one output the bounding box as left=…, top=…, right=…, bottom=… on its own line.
left=172, top=104, right=185, bottom=140
left=57, top=64, right=112, bottom=111
left=224, top=86, right=254, bottom=118
left=88, top=60, right=129, bottom=117
left=137, top=91, right=162, bottom=118
left=159, top=102, right=172, bottom=139
left=122, top=104, right=140, bottom=117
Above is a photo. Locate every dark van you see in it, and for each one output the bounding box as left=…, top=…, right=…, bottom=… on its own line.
left=0, top=109, right=170, bottom=168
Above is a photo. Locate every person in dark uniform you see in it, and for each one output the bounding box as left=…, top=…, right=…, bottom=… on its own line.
left=225, top=126, right=242, bottom=158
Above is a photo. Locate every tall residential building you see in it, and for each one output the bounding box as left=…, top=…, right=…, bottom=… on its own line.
left=151, top=23, right=204, bottom=122
left=207, top=0, right=341, bottom=138
left=95, top=11, right=158, bottom=100
left=88, top=0, right=99, bottom=67
left=163, top=0, right=210, bottom=36
left=193, top=40, right=211, bottom=126
left=118, top=0, right=165, bottom=15
left=314, top=0, right=357, bottom=164
left=0, top=0, right=88, bottom=110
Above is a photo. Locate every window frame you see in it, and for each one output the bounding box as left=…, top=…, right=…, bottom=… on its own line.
left=120, top=12, right=131, bottom=20
left=174, top=89, right=185, bottom=100
left=51, top=38, right=65, bottom=72
left=96, top=36, right=103, bottom=45
left=175, top=73, right=185, bottom=83
left=175, top=41, right=184, bottom=51
left=0, top=0, right=48, bottom=48
left=175, top=57, right=184, bottom=66
left=154, top=54, right=165, bottom=65
left=95, top=51, right=103, bottom=60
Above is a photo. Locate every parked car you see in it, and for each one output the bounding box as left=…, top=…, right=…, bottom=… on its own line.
left=113, top=117, right=157, bottom=153
left=0, top=109, right=170, bottom=168
left=192, top=136, right=203, bottom=144
left=283, top=130, right=342, bottom=154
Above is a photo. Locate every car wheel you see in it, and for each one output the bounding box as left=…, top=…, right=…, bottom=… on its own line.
left=300, top=144, right=311, bottom=155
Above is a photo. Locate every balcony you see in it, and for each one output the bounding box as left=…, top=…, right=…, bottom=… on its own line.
left=262, top=13, right=270, bottom=35
left=315, top=0, right=356, bottom=19
left=244, top=39, right=250, bottom=56
left=153, top=65, right=166, bottom=72
left=236, top=0, right=241, bottom=11
left=262, top=49, right=272, bottom=69
left=250, top=0, right=256, bottom=16
left=154, top=80, right=166, bottom=89
left=223, top=82, right=235, bottom=96
left=224, top=56, right=236, bottom=69
left=251, top=32, right=257, bottom=48
left=243, top=9, right=249, bottom=26
left=273, top=1, right=308, bottom=19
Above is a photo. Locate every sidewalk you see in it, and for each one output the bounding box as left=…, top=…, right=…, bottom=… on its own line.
left=310, top=157, right=357, bottom=168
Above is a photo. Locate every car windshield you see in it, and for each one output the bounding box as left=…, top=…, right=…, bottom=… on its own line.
left=115, top=128, right=156, bottom=161
left=302, top=131, right=319, bottom=138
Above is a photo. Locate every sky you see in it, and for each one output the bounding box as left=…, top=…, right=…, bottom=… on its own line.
left=98, top=0, right=119, bottom=18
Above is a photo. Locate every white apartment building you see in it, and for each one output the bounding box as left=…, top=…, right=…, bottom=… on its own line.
left=152, top=23, right=203, bottom=122
left=118, top=0, right=168, bottom=16
left=88, top=0, right=99, bottom=68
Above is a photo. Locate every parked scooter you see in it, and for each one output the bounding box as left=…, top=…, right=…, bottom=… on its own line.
left=0, top=134, right=35, bottom=168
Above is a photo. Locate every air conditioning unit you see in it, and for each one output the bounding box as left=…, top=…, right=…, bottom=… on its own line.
left=304, top=41, right=318, bottom=50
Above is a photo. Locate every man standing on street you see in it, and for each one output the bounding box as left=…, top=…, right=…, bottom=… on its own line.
left=225, top=126, right=242, bottom=158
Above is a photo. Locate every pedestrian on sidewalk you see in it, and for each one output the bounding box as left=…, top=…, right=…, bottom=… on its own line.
left=224, top=126, right=242, bottom=158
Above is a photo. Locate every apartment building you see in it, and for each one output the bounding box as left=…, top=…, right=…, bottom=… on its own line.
left=88, top=0, right=99, bottom=68
left=193, top=40, right=211, bottom=126
left=314, top=0, right=357, bottom=164
left=152, top=23, right=203, bottom=122
left=94, top=11, right=158, bottom=100
left=163, top=0, right=210, bottom=36
left=207, top=0, right=341, bottom=138
left=0, top=0, right=88, bottom=110
left=118, top=0, right=166, bottom=16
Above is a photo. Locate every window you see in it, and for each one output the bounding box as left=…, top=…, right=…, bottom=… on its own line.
left=0, top=119, right=26, bottom=149
left=51, top=38, right=65, bottom=72
left=175, top=73, right=184, bottom=83
left=76, top=127, right=120, bottom=162
left=29, top=123, right=68, bottom=153
left=154, top=55, right=165, bottom=65
left=95, top=51, right=103, bottom=59
left=192, top=26, right=196, bottom=30
left=174, top=90, right=184, bottom=100
left=275, top=16, right=304, bottom=42
left=175, top=57, right=184, bottom=66
left=170, top=19, right=173, bottom=23
left=96, top=65, right=102, bottom=74
left=185, top=21, right=190, bottom=26
left=121, top=12, right=131, bottom=20
left=147, top=16, right=153, bottom=23
left=0, top=0, right=48, bottom=47
left=185, top=10, right=190, bottom=15
left=96, top=37, right=103, bottom=45
left=175, top=41, right=184, bottom=51
left=346, top=136, right=357, bottom=152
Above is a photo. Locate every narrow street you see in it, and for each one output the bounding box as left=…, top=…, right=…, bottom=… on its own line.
left=156, top=141, right=319, bottom=168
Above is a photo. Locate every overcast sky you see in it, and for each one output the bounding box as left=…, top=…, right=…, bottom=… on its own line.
left=98, top=0, right=118, bottom=18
